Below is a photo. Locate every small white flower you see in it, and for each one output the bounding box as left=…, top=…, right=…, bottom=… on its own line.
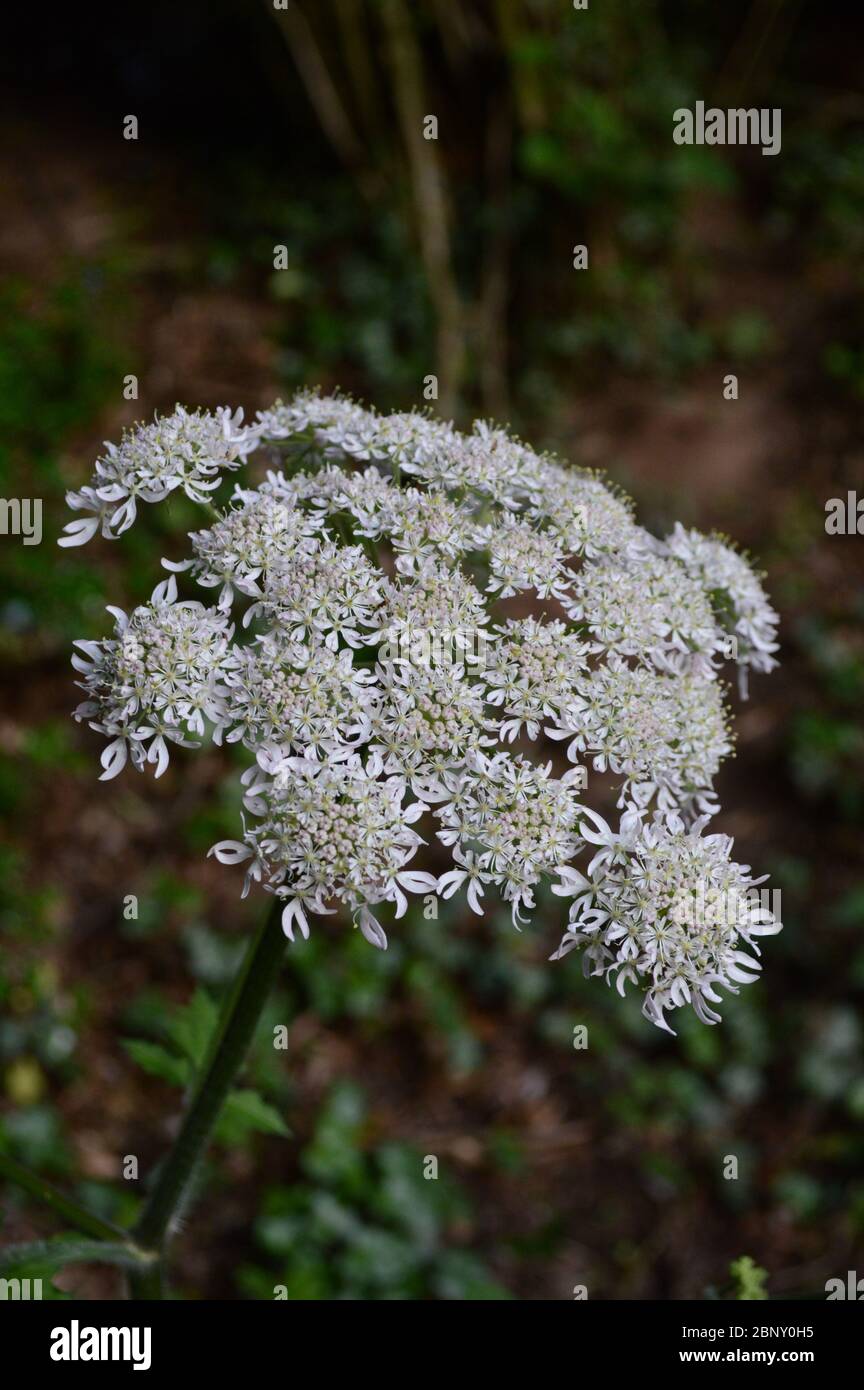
left=663, top=522, right=780, bottom=695
left=72, top=574, right=232, bottom=778
left=565, top=550, right=724, bottom=676
left=484, top=616, right=589, bottom=742
left=482, top=515, right=577, bottom=601
left=244, top=536, right=386, bottom=650
left=549, top=656, right=731, bottom=815
left=435, top=752, right=585, bottom=926
left=165, top=491, right=324, bottom=609
left=528, top=463, right=640, bottom=559
left=60, top=406, right=259, bottom=545
left=368, top=658, right=496, bottom=793
left=373, top=567, right=490, bottom=667
left=381, top=488, right=476, bottom=576
left=216, top=634, right=376, bottom=762
left=211, top=760, right=436, bottom=944
left=551, top=812, right=781, bottom=1033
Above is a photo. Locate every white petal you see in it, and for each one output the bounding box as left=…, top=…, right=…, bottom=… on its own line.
left=98, top=738, right=128, bottom=780
left=208, top=840, right=252, bottom=865
left=358, top=907, right=388, bottom=950
left=58, top=516, right=100, bottom=547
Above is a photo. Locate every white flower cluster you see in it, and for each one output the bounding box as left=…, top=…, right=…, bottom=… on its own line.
left=551, top=810, right=781, bottom=1033
left=59, top=406, right=259, bottom=547
left=664, top=522, right=780, bottom=695
left=71, top=574, right=232, bottom=778
left=66, top=390, right=781, bottom=1032
left=218, top=760, right=436, bottom=948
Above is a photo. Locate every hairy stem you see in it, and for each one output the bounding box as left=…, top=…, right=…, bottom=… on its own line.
left=0, top=1152, right=130, bottom=1244
left=128, top=896, right=287, bottom=1294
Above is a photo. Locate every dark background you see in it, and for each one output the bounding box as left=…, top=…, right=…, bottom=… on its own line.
left=0, top=0, right=862, bottom=1300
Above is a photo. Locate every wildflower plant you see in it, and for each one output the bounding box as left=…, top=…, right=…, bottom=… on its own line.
left=62, top=387, right=780, bottom=1015
left=0, top=391, right=782, bottom=1296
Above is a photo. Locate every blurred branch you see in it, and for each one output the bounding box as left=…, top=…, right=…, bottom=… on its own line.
left=379, top=0, right=467, bottom=416
left=717, top=0, right=804, bottom=104
left=0, top=1236, right=156, bottom=1276
left=430, top=0, right=489, bottom=66
left=494, top=0, right=546, bottom=130
left=333, top=0, right=381, bottom=137
left=476, top=83, right=513, bottom=419
left=0, top=1150, right=129, bottom=1244
left=265, top=0, right=378, bottom=201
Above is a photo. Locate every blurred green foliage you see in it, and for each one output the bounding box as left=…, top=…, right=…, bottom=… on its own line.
left=237, top=1082, right=509, bottom=1300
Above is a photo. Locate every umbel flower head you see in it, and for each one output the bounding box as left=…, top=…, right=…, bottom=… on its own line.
left=65, top=391, right=781, bottom=1033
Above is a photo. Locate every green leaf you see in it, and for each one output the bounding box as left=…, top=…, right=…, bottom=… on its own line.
left=216, top=1089, right=290, bottom=1145
left=0, top=1236, right=153, bottom=1275
left=123, top=1039, right=190, bottom=1088
left=169, top=989, right=219, bottom=1069
left=730, top=1255, right=769, bottom=1300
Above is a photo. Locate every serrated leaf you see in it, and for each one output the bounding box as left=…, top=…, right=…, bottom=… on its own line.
left=0, top=1236, right=152, bottom=1275
left=123, top=1039, right=190, bottom=1088
left=215, top=1088, right=289, bottom=1144
left=169, top=988, right=219, bottom=1069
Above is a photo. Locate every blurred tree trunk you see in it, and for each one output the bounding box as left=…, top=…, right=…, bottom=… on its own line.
left=379, top=0, right=467, bottom=417
left=267, top=0, right=376, bottom=200
left=266, top=0, right=526, bottom=420
left=265, top=0, right=469, bottom=416
left=476, top=78, right=513, bottom=420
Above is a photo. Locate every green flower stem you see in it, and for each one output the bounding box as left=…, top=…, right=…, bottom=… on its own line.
left=129, top=896, right=287, bottom=1289
left=0, top=1151, right=130, bottom=1244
